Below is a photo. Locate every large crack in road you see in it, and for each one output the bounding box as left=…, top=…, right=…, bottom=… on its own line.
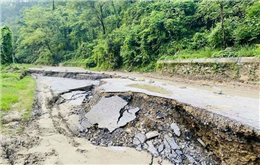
left=1, top=69, right=259, bottom=165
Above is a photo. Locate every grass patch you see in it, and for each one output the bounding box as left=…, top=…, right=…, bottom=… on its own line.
left=1, top=64, right=37, bottom=121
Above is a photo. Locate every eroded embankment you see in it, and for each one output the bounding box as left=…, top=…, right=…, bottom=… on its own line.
left=43, top=70, right=259, bottom=165
left=38, top=71, right=260, bottom=164
left=74, top=88, right=260, bottom=165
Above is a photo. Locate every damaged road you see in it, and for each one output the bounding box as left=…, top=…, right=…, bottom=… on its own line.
left=1, top=75, right=167, bottom=165
left=1, top=67, right=259, bottom=165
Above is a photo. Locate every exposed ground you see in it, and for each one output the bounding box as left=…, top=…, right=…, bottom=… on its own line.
left=1, top=75, right=166, bottom=165
left=1, top=66, right=259, bottom=165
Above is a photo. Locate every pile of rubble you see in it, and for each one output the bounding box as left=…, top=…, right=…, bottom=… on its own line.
left=75, top=94, right=217, bottom=164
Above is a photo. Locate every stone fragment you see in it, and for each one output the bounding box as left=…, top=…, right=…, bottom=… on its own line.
left=171, top=155, right=182, bottom=163
left=175, top=149, right=183, bottom=155
left=158, top=143, right=164, bottom=153
left=171, top=123, right=181, bottom=137
left=197, top=138, right=206, bottom=147
left=212, top=86, right=222, bottom=94
left=134, top=133, right=146, bottom=144
left=146, top=131, right=159, bottom=140
left=84, top=96, right=127, bottom=132
left=128, top=77, right=136, bottom=81
left=118, top=108, right=140, bottom=127
left=60, top=91, right=87, bottom=105
left=185, top=154, right=196, bottom=164
left=1, top=111, right=21, bottom=124
left=136, top=144, right=142, bottom=151
left=146, top=140, right=159, bottom=157
left=143, top=143, right=149, bottom=150
left=171, top=151, right=178, bottom=158
left=164, top=135, right=180, bottom=150
left=133, top=138, right=140, bottom=146
left=77, top=124, right=84, bottom=133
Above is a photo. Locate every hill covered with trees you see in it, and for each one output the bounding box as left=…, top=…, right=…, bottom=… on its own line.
left=1, top=0, right=260, bottom=70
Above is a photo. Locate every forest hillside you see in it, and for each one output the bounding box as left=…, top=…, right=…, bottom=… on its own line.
left=1, top=0, right=260, bottom=70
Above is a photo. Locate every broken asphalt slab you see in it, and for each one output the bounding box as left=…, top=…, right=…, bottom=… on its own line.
left=98, top=78, right=260, bottom=131
left=83, top=96, right=140, bottom=132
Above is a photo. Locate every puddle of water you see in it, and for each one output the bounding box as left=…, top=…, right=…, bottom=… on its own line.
left=128, top=84, right=170, bottom=95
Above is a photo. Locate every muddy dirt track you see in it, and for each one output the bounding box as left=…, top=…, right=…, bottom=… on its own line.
left=1, top=67, right=259, bottom=165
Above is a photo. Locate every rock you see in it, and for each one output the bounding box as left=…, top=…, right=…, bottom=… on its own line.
left=175, top=149, right=183, bottom=155
left=171, top=155, right=182, bottom=163
left=146, top=131, right=159, bottom=140
left=212, top=86, right=222, bottom=94
left=156, top=110, right=166, bottom=119
left=128, top=77, right=136, bottom=81
left=149, top=80, right=155, bottom=83
left=1, top=111, right=21, bottom=124
left=171, top=151, right=178, bottom=158
left=171, top=123, right=181, bottom=137
left=146, top=140, right=159, bottom=157
left=197, top=138, right=206, bottom=147
left=164, top=135, right=180, bottom=150
left=133, top=137, right=140, bottom=146
left=136, top=144, right=142, bottom=151
left=158, top=144, right=165, bottom=153
left=185, top=154, right=196, bottom=164
left=60, top=91, right=87, bottom=105
left=134, top=132, right=146, bottom=144
left=225, top=47, right=233, bottom=51
left=84, top=96, right=128, bottom=132
left=117, top=108, right=140, bottom=127
left=143, top=143, right=149, bottom=150
left=77, top=124, right=84, bottom=133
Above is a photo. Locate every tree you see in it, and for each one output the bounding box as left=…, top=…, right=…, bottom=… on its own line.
left=0, top=26, right=13, bottom=64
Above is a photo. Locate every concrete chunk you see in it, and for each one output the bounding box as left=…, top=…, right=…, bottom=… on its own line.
left=84, top=96, right=127, bottom=132
left=133, top=133, right=146, bottom=144
left=146, top=140, right=159, bottom=157
left=146, top=131, right=160, bottom=140
left=118, top=108, right=140, bottom=127
left=171, top=123, right=181, bottom=137
left=164, top=135, right=180, bottom=150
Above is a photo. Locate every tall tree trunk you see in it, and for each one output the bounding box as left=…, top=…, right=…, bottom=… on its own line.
left=52, top=0, right=55, bottom=10
left=99, top=5, right=106, bottom=35
left=220, top=1, right=226, bottom=49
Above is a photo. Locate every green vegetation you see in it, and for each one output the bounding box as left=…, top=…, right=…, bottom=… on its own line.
left=1, top=0, right=260, bottom=71
left=1, top=26, right=13, bottom=64
left=1, top=64, right=37, bottom=120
